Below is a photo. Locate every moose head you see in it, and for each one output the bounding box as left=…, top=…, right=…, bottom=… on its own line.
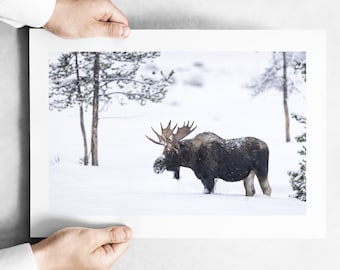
left=146, top=121, right=196, bottom=177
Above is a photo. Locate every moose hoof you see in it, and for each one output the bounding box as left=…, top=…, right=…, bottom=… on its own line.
left=203, top=187, right=214, bottom=194
left=245, top=190, right=256, bottom=196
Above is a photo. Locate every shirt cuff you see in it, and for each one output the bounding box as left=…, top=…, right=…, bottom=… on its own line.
left=0, top=243, right=39, bottom=270
left=0, top=0, right=56, bottom=28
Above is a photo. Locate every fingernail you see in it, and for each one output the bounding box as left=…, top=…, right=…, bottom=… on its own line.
left=120, top=25, right=130, bottom=38
left=117, top=228, right=127, bottom=240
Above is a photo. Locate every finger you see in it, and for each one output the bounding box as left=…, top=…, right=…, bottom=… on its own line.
left=93, top=226, right=133, bottom=248
left=94, top=240, right=131, bottom=267
left=109, top=240, right=131, bottom=260
left=106, top=240, right=131, bottom=258
left=95, top=0, right=129, bottom=26
left=92, top=21, right=131, bottom=38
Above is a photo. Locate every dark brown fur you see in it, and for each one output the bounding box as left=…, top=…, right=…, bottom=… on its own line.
left=153, top=132, right=271, bottom=196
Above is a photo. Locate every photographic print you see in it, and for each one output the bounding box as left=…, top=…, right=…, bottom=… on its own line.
left=30, top=30, right=326, bottom=238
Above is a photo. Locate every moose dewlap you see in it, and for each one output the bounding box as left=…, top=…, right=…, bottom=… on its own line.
left=146, top=121, right=271, bottom=196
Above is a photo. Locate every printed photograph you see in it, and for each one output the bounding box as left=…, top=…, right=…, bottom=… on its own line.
left=48, top=51, right=307, bottom=216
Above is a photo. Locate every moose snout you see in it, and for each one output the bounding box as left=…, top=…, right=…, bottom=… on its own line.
left=153, top=155, right=166, bottom=174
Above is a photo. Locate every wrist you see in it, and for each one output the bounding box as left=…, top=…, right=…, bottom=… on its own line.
left=32, top=242, right=49, bottom=270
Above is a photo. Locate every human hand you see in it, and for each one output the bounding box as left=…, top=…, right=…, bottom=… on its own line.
left=43, top=0, right=130, bottom=39
left=32, top=226, right=132, bottom=270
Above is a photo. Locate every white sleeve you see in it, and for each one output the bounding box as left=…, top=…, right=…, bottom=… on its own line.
left=0, top=243, right=39, bottom=270
left=0, top=0, right=56, bottom=28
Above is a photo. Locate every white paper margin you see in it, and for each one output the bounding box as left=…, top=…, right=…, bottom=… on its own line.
left=30, top=29, right=326, bottom=238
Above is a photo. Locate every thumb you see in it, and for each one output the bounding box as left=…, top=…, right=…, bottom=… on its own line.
left=94, top=226, right=133, bottom=248
left=92, top=21, right=131, bottom=38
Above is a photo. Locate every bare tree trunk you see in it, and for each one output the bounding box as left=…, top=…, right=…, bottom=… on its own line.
left=79, top=104, right=88, bottom=165
left=91, top=52, right=100, bottom=166
left=74, top=52, right=89, bottom=165
left=283, top=52, right=291, bottom=142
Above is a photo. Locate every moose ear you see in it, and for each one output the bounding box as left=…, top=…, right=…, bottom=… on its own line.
left=171, top=142, right=181, bottom=154
left=174, top=146, right=180, bottom=154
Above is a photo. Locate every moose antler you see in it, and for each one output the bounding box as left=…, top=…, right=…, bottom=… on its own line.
left=159, top=121, right=177, bottom=142
left=146, top=121, right=176, bottom=145
left=172, top=121, right=197, bottom=143
left=146, top=121, right=196, bottom=145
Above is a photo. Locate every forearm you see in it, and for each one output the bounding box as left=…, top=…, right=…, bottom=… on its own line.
left=0, top=0, right=55, bottom=27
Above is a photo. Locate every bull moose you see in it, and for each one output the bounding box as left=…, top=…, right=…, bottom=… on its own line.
left=146, top=121, right=271, bottom=196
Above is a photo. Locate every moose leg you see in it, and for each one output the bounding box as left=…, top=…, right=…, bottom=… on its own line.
left=201, top=178, right=215, bottom=194
left=173, top=167, right=180, bottom=180
left=243, top=170, right=256, bottom=196
left=258, top=176, right=271, bottom=196
left=254, top=168, right=271, bottom=196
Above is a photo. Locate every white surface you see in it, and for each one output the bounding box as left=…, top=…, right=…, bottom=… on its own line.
left=30, top=30, right=325, bottom=239
left=0, top=0, right=339, bottom=269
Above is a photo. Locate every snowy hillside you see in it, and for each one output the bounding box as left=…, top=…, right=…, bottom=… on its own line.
left=48, top=51, right=306, bottom=216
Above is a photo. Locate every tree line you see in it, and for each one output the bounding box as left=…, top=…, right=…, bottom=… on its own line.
left=49, top=51, right=174, bottom=166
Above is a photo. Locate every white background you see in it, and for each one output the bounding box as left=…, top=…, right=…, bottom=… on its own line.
left=0, top=0, right=339, bottom=269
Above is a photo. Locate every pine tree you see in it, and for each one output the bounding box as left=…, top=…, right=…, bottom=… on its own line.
left=49, top=52, right=91, bottom=165
left=247, top=52, right=306, bottom=142
left=49, top=51, right=174, bottom=166
left=288, top=113, right=306, bottom=201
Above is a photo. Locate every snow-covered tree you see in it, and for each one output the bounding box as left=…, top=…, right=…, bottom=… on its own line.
left=49, top=51, right=174, bottom=166
left=288, top=113, right=306, bottom=201
left=247, top=52, right=306, bottom=142
left=49, top=52, right=91, bottom=164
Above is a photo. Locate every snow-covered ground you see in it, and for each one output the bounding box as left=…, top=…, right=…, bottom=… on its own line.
left=49, top=52, right=306, bottom=216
